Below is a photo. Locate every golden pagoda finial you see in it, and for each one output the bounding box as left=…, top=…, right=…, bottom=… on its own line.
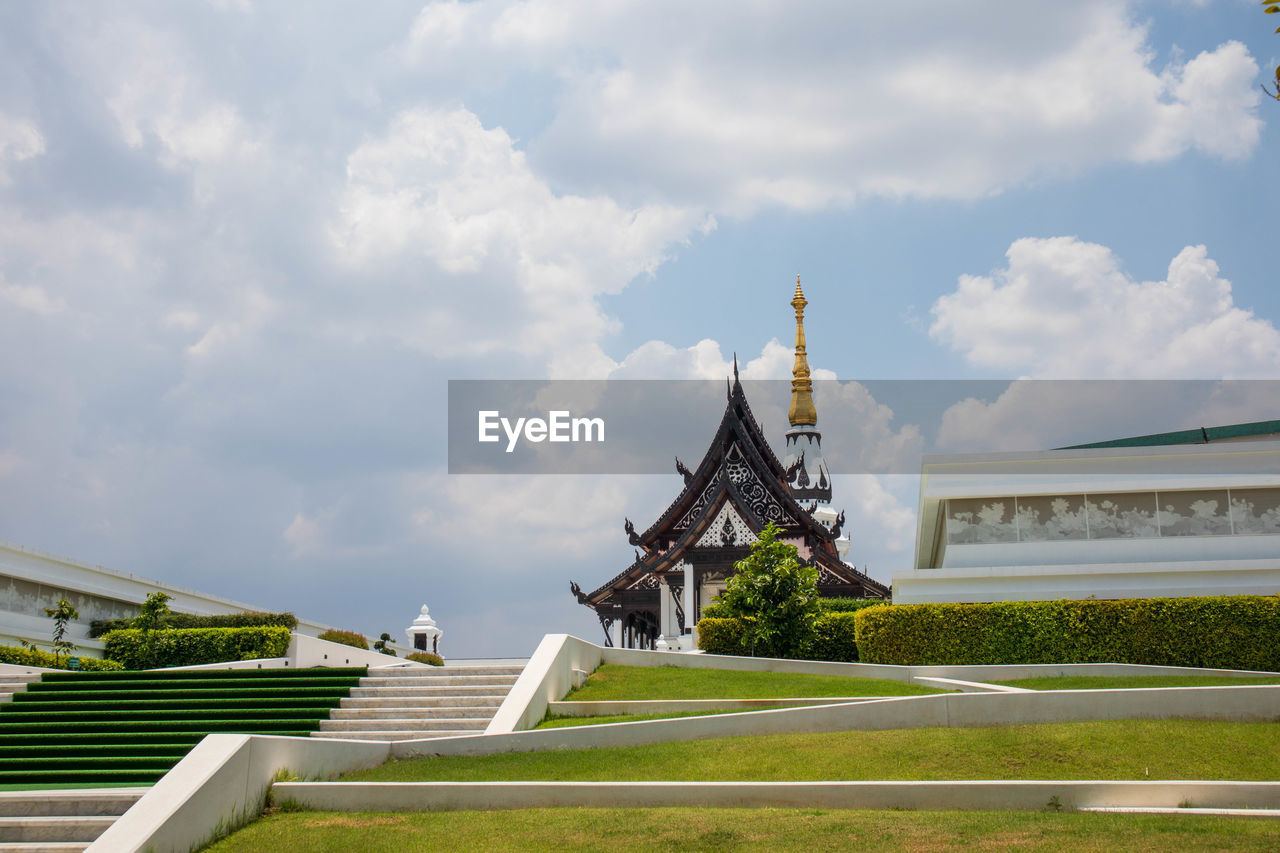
left=788, top=276, right=817, bottom=427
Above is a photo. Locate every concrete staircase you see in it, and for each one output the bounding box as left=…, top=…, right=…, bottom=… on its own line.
left=313, top=665, right=522, bottom=741
left=0, top=674, right=38, bottom=705
left=0, top=788, right=145, bottom=852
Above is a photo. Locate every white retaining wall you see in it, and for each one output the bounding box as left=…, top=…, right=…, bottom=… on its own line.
left=86, top=734, right=389, bottom=853
left=274, top=779, right=1280, bottom=813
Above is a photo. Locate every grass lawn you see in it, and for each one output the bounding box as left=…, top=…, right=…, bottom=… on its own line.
left=998, top=675, right=1280, bottom=691
left=343, top=720, right=1280, bottom=783
left=206, top=807, right=1280, bottom=852
left=562, top=665, right=943, bottom=701
left=536, top=710, right=760, bottom=729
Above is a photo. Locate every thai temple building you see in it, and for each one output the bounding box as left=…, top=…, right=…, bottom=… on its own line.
left=571, top=279, right=889, bottom=650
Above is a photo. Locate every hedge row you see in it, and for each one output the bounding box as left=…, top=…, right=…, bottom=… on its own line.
left=696, top=612, right=861, bottom=662
left=700, top=598, right=882, bottom=621
left=90, top=611, right=297, bottom=638
left=854, top=596, right=1280, bottom=670
left=0, top=645, right=124, bottom=671
left=317, top=629, right=369, bottom=650
left=102, top=627, right=292, bottom=670
left=405, top=652, right=444, bottom=666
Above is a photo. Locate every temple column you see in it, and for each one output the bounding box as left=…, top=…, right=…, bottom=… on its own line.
left=656, top=578, right=674, bottom=650
left=682, top=560, right=696, bottom=649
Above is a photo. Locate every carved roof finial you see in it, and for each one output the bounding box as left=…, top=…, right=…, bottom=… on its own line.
left=788, top=276, right=817, bottom=427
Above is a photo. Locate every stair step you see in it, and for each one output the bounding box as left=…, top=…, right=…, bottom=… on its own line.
left=329, top=707, right=497, bottom=720
left=0, top=789, right=145, bottom=818
left=0, top=843, right=91, bottom=852
left=0, top=816, right=116, bottom=843
left=367, top=666, right=524, bottom=677
left=311, top=729, right=484, bottom=740
left=349, top=686, right=512, bottom=698
left=318, top=718, right=484, bottom=731
left=358, top=676, right=517, bottom=688
left=340, top=691, right=504, bottom=701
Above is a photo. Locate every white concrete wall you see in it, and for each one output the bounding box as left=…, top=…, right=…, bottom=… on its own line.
left=87, top=734, right=389, bottom=853
left=402, top=684, right=1280, bottom=759
left=273, top=779, right=1280, bottom=813
left=892, top=559, right=1280, bottom=603
left=0, top=539, right=341, bottom=656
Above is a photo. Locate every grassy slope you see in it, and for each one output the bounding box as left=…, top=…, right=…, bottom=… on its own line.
left=344, top=720, right=1280, bottom=783
left=207, top=808, right=1280, bottom=853
left=998, top=675, right=1280, bottom=691
left=536, top=710, right=757, bottom=729
left=562, top=665, right=942, bottom=701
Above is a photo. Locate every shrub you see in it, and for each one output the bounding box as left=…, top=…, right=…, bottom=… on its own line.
left=0, top=645, right=124, bottom=671
left=696, top=617, right=754, bottom=657
left=697, top=612, right=859, bottom=662
left=317, top=629, right=369, bottom=650
left=717, top=522, right=821, bottom=657
left=90, top=611, right=298, bottom=638
left=102, top=626, right=291, bottom=669
left=817, top=598, right=886, bottom=614
left=405, top=652, right=444, bottom=666
left=699, top=601, right=729, bottom=619
left=854, top=596, right=1280, bottom=669
left=806, top=612, right=860, bottom=662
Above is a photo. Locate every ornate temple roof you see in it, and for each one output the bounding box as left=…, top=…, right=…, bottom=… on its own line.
left=572, top=359, right=888, bottom=608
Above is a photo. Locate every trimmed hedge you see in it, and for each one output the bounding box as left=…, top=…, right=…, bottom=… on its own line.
left=806, top=612, right=860, bottom=662
left=317, top=629, right=369, bottom=650
left=102, top=627, right=292, bottom=670
left=0, top=645, right=124, bottom=671
left=854, top=596, right=1280, bottom=669
left=696, top=612, right=860, bottom=662
left=89, top=611, right=297, bottom=639
left=817, top=598, right=887, bottom=614
left=701, top=598, right=882, bottom=620
left=405, top=652, right=444, bottom=666
left=696, top=617, right=754, bottom=656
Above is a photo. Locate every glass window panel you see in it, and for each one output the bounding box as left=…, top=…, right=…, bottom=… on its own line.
left=1084, top=492, right=1158, bottom=539
left=1157, top=490, right=1231, bottom=537
left=1015, top=495, right=1088, bottom=541
left=946, top=498, right=1017, bottom=544
left=1230, top=488, right=1280, bottom=535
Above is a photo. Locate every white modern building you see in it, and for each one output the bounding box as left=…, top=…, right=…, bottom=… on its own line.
left=0, top=539, right=340, bottom=657
left=894, top=421, right=1280, bottom=603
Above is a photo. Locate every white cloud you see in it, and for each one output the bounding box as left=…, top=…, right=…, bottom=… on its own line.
left=930, top=237, right=1280, bottom=379
left=400, top=1, right=1262, bottom=213
left=331, top=106, right=710, bottom=376
left=0, top=280, right=65, bottom=315
left=0, top=114, right=44, bottom=183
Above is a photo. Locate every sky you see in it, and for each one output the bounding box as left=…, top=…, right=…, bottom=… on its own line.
left=0, top=1, right=1276, bottom=657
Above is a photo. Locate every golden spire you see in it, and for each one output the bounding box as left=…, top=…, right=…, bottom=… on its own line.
left=788, top=275, right=817, bottom=426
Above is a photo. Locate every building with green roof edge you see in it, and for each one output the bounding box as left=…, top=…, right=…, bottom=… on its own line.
left=895, top=419, right=1280, bottom=604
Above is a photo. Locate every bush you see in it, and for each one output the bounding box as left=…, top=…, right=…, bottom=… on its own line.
left=102, top=627, right=291, bottom=669
left=717, top=522, right=821, bottom=657
left=854, top=596, right=1280, bottom=669
left=806, top=612, right=860, bottom=662
left=697, top=612, right=859, bottom=662
left=817, top=598, right=885, bottom=614
left=696, top=617, right=754, bottom=657
left=317, top=629, right=369, bottom=650
left=0, top=645, right=124, bottom=670
left=90, top=611, right=298, bottom=639
left=405, top=652, right=444, bottom=666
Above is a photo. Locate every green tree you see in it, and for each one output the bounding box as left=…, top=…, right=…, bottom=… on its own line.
left=44, top=597, right=79, bottom=665
left=132, top=592, right=173, bottom=669
left=374, top=632, right=397, bottom=656
left=133, top=592, right=172, bottom=631
left=717, top=521, right=821, bottom=657
left=1265, top=1, right=1280, bottom=101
